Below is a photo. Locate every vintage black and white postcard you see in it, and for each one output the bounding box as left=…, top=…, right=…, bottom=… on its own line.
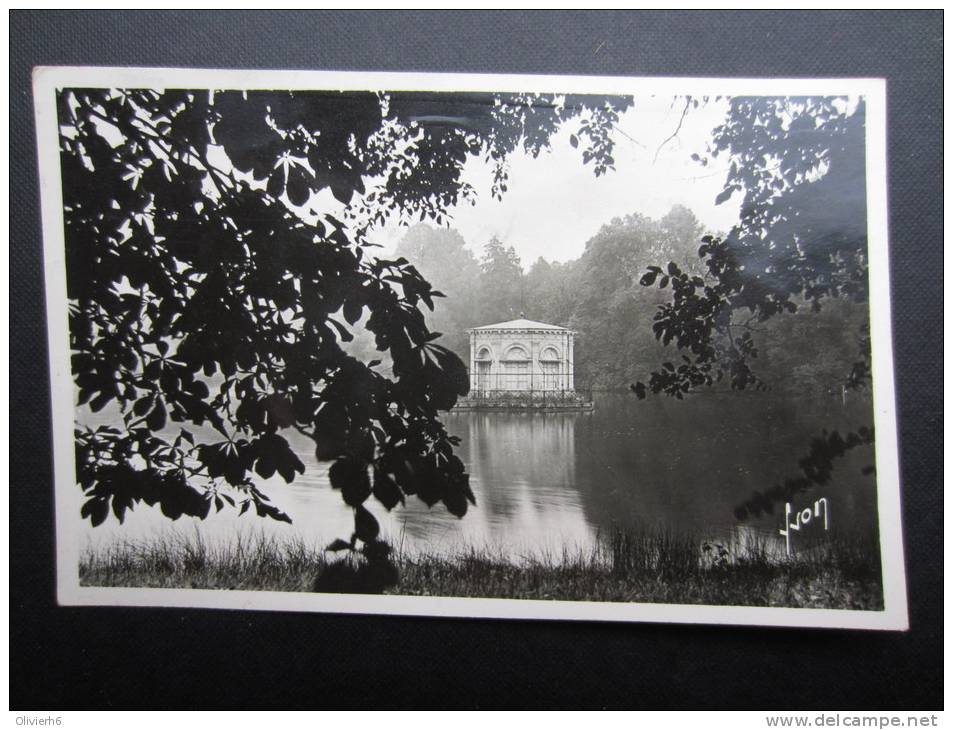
left=34, top=67, right=907, bottom=629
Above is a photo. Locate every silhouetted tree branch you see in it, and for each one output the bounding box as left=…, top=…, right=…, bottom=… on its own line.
left=60, top=87, right=630, bottom=545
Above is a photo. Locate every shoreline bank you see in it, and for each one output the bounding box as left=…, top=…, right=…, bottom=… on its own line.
left=79, top=529, right=884, bottom=611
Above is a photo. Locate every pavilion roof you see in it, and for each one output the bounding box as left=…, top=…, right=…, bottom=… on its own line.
left=469, top=318, right=570, bottom=331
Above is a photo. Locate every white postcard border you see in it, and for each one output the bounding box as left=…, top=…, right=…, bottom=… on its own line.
left=33, top=66, right=908, bottom=631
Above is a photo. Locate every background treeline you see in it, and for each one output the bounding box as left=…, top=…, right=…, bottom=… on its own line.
left=373, top=205, right=868, bottom=394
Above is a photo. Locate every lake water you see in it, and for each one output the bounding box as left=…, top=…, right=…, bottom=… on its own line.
left=82, top=392, right=880, bottom=559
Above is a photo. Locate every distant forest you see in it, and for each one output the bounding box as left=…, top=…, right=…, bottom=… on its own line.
left=350, top=205, right=869, bottom=394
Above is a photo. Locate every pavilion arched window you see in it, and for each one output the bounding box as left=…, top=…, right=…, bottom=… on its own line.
left=474, top=346, right=493, bottom=393
left=502, top=344, right=530, bottom=390
left=539, top=345, right=562, bottom=391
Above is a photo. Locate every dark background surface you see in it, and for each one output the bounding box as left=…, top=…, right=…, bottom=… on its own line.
left=10, top=10, right=942, bottom=709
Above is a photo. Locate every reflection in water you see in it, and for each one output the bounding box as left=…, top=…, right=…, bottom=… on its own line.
left=570, top=393, right=879, bottom=547
left=82, top=393, right=880, bottom=560
left=385, top=411, right=592, bottom=556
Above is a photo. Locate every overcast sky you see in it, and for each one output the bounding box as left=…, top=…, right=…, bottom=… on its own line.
left=372, top=96, right=742, bottom=265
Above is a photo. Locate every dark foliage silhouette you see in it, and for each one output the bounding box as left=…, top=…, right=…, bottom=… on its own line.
left=314, top=535, right=399, bottom=594
left=733, top=427, right=875, bottom=520
left=629, top=96, right=875, bottom=518
left=634, top=97, right=870, bottom=400
left=60, top=87, right=629, bottom=546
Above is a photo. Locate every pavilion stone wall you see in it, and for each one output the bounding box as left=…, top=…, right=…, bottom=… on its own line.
left=468, top=327, right=575, bottom=393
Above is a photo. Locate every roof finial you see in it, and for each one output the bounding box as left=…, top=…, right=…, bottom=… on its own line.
left=519, top=311, right=525, bottom=318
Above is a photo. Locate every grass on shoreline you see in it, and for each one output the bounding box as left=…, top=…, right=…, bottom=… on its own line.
left=80, top=528, right=884, bottom=610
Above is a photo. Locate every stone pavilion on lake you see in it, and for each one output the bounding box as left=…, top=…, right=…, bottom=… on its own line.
left=456, top=317, right=592, bottom=411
